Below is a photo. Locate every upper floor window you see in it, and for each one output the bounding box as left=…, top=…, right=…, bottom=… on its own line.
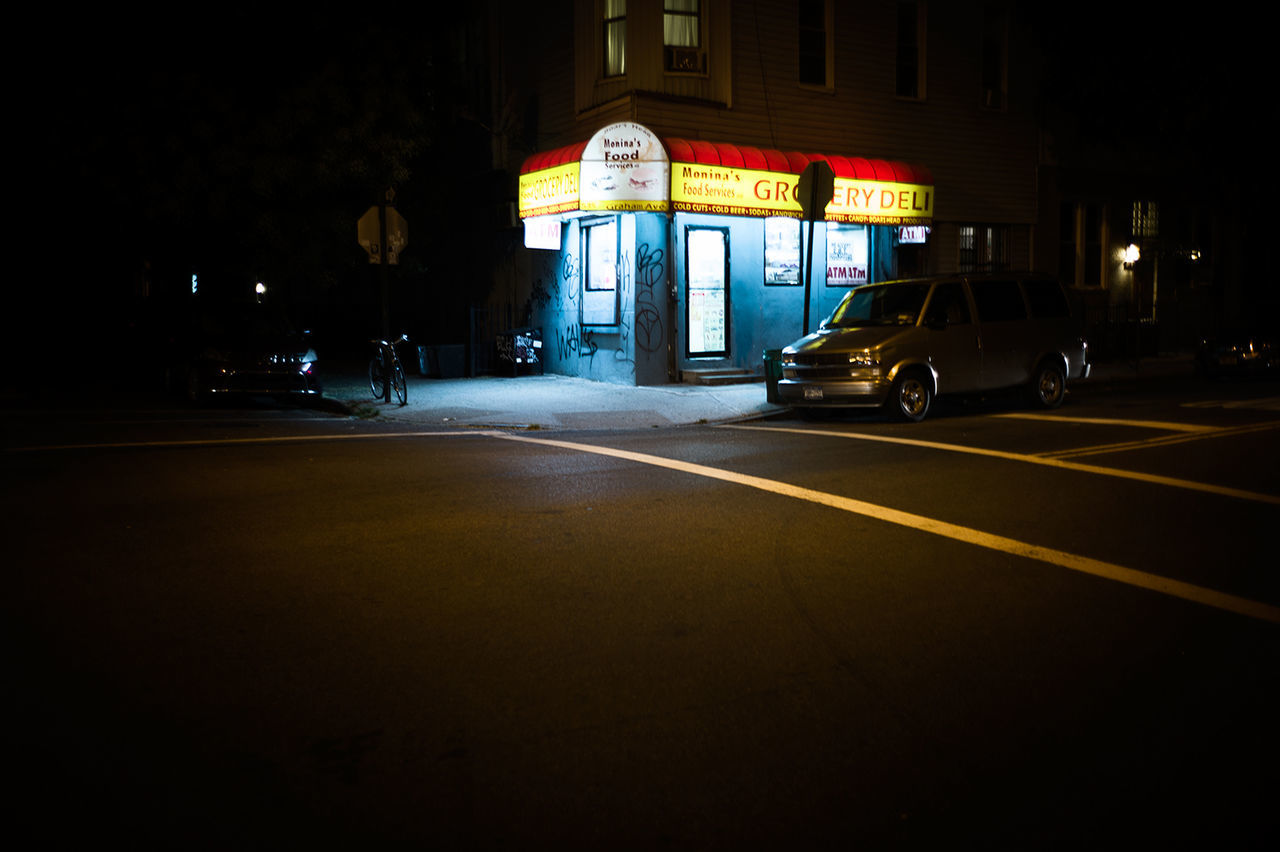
left=958, top=224, right=1009, bottom=273
left=1132, top=201, right=1160, bottom=238
left=896, top=2, right=925, bottom=99
left=603, top=0, right=627, bottom=78
left=664, top=0, right=704, bottom=72
left=798, top=0, right=832, bottom=88
left=981, top=3, right=1007, bottom=109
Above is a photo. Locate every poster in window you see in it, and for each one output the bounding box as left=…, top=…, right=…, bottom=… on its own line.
left=583, top=219, right=619, bottom=325
left=826, top=223, right=868, bottom=287
left=764, top=217, right=801, bottom=285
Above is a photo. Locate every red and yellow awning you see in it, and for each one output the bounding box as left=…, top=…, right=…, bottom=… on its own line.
left=519, top=134, right=933, bottom=226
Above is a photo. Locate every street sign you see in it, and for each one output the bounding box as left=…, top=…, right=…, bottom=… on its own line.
left=796, top=161, right=835, bottom=337
left=358, top=205, right=408, bottom=265
left=358, top=206, right=381, bottom=262
left=384, top=207, right=407, bottom=265
left=797, top=160, right=835, bottom=221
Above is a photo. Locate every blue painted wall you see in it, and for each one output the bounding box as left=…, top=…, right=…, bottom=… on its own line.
left=529, top=212, right=672, bottom=385
left=673, top=213, right=895, bottom=377
left=529, top=210, right=896, bottom=384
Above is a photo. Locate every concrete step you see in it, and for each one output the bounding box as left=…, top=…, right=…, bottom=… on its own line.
left=682, top=369, right=762, bottom=386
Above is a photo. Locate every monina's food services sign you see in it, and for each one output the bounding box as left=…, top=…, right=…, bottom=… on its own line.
left=580, top=123, right=670, bottom=212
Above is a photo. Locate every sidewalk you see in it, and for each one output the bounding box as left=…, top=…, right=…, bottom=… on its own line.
left=322, top=355, right=1197, bottom=431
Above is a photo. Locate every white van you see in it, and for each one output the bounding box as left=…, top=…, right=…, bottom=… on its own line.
left=778, top=275, right=1091, bottom=421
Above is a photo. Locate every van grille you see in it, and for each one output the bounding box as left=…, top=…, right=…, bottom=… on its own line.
left=787, top=352, right=851, bottom=366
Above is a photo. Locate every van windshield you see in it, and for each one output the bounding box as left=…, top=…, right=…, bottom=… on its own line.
left=825, top=283, right=931, bottom=328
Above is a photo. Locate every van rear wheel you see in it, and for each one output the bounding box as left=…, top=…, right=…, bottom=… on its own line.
left=889, top=370, right=932, bottom=422
left=1030, top=360, right=1066, bottom=408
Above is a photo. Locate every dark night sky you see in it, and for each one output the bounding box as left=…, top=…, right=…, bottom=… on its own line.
left=10, top=5, right=1266, bottom=363
left=16, top=9, right=496, bottom=359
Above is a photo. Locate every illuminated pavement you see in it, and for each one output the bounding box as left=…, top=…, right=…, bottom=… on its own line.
left=320, top=355, right=1196, bottom=430
left=322, top=365, right=786, bottom=430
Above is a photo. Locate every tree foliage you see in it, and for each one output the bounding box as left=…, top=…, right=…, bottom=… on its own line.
left=46, top=13, right=480, bottom=308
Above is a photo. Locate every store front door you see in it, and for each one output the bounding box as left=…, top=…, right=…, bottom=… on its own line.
left=686, top=226, right=729, bottom=358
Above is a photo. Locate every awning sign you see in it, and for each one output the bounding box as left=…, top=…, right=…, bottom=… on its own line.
left=580, top=122, right=670, bottom=212
left=519, top=131, right=934, bottom=225
left=671, top=165, right=933, bottom=225
left=518, top=162, right=579, bottom=219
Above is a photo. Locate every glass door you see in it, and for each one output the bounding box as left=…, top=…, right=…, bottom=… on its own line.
left=686, top=226, right=729, bottom=357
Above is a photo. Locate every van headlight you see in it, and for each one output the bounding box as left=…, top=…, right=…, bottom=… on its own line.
left=848, top=349, right=880, bottom=368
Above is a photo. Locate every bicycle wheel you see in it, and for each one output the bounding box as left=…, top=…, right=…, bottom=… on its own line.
left=392, top=361, right=407, bottom=405
left=368, top=353, right=387, bottom=399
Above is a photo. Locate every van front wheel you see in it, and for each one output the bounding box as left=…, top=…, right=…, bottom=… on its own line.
left=1030, top=360, right=1066, bottom=409
left=889, top=370, right=932, bottom=422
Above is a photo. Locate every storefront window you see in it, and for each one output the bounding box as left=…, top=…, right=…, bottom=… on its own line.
left=687, top=226, right=729, bottom=357
left=583, top=218, right=619, bottom=325
left=764, top=217, right=801, bottom=285
left=825, top=223, right=869, bottom=287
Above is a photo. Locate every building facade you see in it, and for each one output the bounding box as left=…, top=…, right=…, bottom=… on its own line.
left=491, top=1, right=1047, bottom=384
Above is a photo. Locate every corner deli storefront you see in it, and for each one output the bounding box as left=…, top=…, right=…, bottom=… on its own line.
left=518, top=122, right=934, bottom=385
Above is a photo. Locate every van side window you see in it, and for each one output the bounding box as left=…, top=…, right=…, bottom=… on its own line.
left=1022, top=279, right=1071, bottom=318
left=970, top=279, right=1026, bottom=322
left=924, top=282, right=971, bottom=326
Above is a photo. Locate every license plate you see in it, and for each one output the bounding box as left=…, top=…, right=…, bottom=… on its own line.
left=803, top=386, right=824, bottom=401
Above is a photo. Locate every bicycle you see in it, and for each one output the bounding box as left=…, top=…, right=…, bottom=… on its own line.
left=368, top=334, right=409, bottom=405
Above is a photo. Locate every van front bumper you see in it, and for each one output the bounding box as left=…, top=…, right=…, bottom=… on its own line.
left=777, top=377, right=891, bottom=408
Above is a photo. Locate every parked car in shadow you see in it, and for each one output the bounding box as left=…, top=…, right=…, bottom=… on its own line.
left=162, top=297, right=321, bottom=404
left=1196, top=326, right=1277, bottom=377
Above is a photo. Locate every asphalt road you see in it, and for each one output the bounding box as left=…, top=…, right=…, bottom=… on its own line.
left=6, top=378, right=1278, bottom=849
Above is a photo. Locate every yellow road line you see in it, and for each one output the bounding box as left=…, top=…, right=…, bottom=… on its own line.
left=1041, top=421, right=1280, bottom=459
left=5, top=430, right=490, bottom=452
left=724, top=424, right=1280, bottom=505
left=993, top=412, right=1217, bottom=432
left=495, top=432, right=1280, bottom=624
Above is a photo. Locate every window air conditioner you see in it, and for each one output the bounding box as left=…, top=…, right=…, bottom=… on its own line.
left=665, top=47, right=704, bottom=73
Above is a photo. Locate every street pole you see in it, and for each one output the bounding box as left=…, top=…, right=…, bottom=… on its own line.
left=803, top=218, right=816, bottom=336
left=797, top=161, right=835, bottom=337
left=379, top=195, right=391, bottom=343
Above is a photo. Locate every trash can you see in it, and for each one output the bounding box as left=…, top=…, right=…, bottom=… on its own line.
left=763, top=349, right=783, bottom=403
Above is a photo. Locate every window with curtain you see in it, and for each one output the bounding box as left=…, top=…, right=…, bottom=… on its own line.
left=664, top=0, right=703, bottom=72
left=604, top=0, right=627, bottom=78
left=664, top=0, right=700, bottom=47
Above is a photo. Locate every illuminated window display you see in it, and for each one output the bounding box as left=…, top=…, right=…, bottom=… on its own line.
left=826, top=223, right=868, bottom=287
left=583, top=218, right=620, bottom=325
left=764, top=217, right=801, bottom=285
